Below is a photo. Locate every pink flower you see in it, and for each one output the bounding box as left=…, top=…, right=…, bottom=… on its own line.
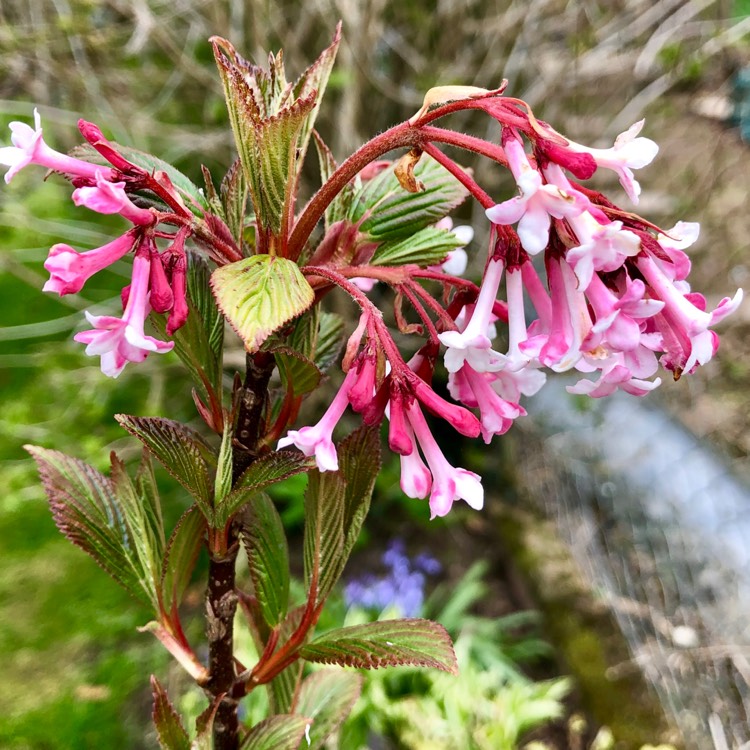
left=405, top=402, right=483, bottom=519
left=563, top=120, right=658, bottom=204
left=485, top=136, right=586, bottom=254
left=565, top=214, right=641, bottom=290
left=73, top=252, right=174, bottom=377
left=637, top=254, right=743, bottom=373
left=439, top=258, right=507, bottom=373
left=448, top=364, right=525, bottom=443
left=43, top=231, right=137, bottom=295
left=567, top=361, right=662, bottom=398
left=277, top=368, right=359, bottom=471
left=72, top=170, right=153, bottom=225
left=0, top=109, right=103, bottom=184
left=429, top=218, right=473, bottom=276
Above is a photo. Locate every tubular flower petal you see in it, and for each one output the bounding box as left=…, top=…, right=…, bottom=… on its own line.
left=72, top=170, right=153, bottom=225
left=563, top=119, right=659, bottom=204
left=405, top=402, right=483, bottom=519
left=73, top=252, right=174, bottom=377
left=0, top=109, right=103, bottom=183
left=485, top=136, right=587, bottom=254
left=43, top=231, right=138, bottom=295
left=278, top=368, right=358, bottom=471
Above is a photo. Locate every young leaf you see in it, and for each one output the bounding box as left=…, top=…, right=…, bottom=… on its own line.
left=214, top=419, right=234, bottom=506
left=151, top=676, right=190, bottom=750
left=109, top=453, right=164, bottom=611
left=294, top=670, right=363, bottom=750
left=286, top=305, right=319, bottom=360
left=348, top=155, right=469, bottom=241
left=214, top=451, right=315, bottom=527
left=292, top=24, right=342, bottom=175
left=274, top=347, right=322, bottom=397
left=370, top=226, right=463, bottom=267
left=161, top=507, right=206, bottom=618
left=239, top=715, right=311, bottom=750
left=192, top=695, right=223, bottom=750
left=299, top=619, right=458, bottom=673
left=303, top=469, right=346, bottom=605
left=238, top=493, right=289, bottom=627
left=115, top=415, right=214, bottom=517
left=25, top=446, right=149, bottom=604
left=338, top=426, right=380, bottom=560
left=313, top=132, right=353, bottom=230
left=220, top=158, right=248, bottom=246
left=211, top=255, right=315, bottom=353
left=249, top=97, right=315, bottom=235
left=314, top=312, right=345, bottom=373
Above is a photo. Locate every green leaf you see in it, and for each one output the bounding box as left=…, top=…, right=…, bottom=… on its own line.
left=151, top=252, right=225, bottom=395
left=25, top=446, right=150, bottom=605
left=313, top=132, right=353, bottom=230
left=294, top=670, right=362, bottom=750
left=338, top=426, right=380, bottom=561
left=220, top=158, right=248, bottom=246
left=266, top=605, right=306, bottom=714
left=109, top=453, right=164, bottom=611
left=292, top=24, right=342, bottom=176
left=161, top=507, right=206, bottom=618
left=303, top=469, right=346, bottom=606
left=240, top=715, right=311, bottom=750
left=370, top=226, right=463, bottom=267
left=214, top=418, right=234, bottom=506
left=314, top=312, right=345, bottom=373
left=115, top=415, right=214, bottom=518
left=348, top=154, right=469, bottom=241
left=239, top=493, right=289, bottom=627
left=151, top=676, right=190, bottom=750
left=192, top=696, right=222, bottom=750
left=211, top=255, right=314, bottom=353
left=299, top=619, right=458, bottom=673
left=287, top=306, right=319, bottom=360
left=274, top=347, right=322, bottom=397
left=253, top=98, right=316, bottom=235
left=214, top=451, right=315, bottom=528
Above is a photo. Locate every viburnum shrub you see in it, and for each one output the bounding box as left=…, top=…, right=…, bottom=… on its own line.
left=2, top=25, right=741, bottom=750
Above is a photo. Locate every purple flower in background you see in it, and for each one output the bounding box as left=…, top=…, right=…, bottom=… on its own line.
left=344, top=539, right=441, bottom=617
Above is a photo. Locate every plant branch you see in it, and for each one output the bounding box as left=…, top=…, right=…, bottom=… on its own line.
left=420, top=141, right=494, bottom=208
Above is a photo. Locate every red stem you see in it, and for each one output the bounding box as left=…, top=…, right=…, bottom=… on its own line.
left=421, top=141, right=494, bottom=208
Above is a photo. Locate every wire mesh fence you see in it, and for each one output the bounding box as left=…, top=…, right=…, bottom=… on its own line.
left=516, top=377, right=750, bottom=749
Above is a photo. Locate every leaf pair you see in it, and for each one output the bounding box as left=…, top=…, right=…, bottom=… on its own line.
left=211, top=25, right=341, bottom=239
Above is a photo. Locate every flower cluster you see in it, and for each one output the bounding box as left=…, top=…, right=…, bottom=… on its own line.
left=280, top=113, right=742, bottom=519
left=344, top=539, right=441, bottom=617
left=0, top=111, right=195, bottom=376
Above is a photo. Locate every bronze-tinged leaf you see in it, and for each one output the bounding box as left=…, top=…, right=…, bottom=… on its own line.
left=299, top=619, right=458, bottom=674
left=115, top=415, right=214, bottom=518
left=25, top=446, right=149, bottom=604
left=211, top=255, right=314, bottom=353
left=266, top=605, right=306, bottom=713
left=292, top=23, right=342, bottom=174
left=239, top=715, right=311, bottom=750
left=294, top=670, right=362, bottom=750
left=274, top=347, right=322, bottom=397
left=151, top=676, right=190, bottom=750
